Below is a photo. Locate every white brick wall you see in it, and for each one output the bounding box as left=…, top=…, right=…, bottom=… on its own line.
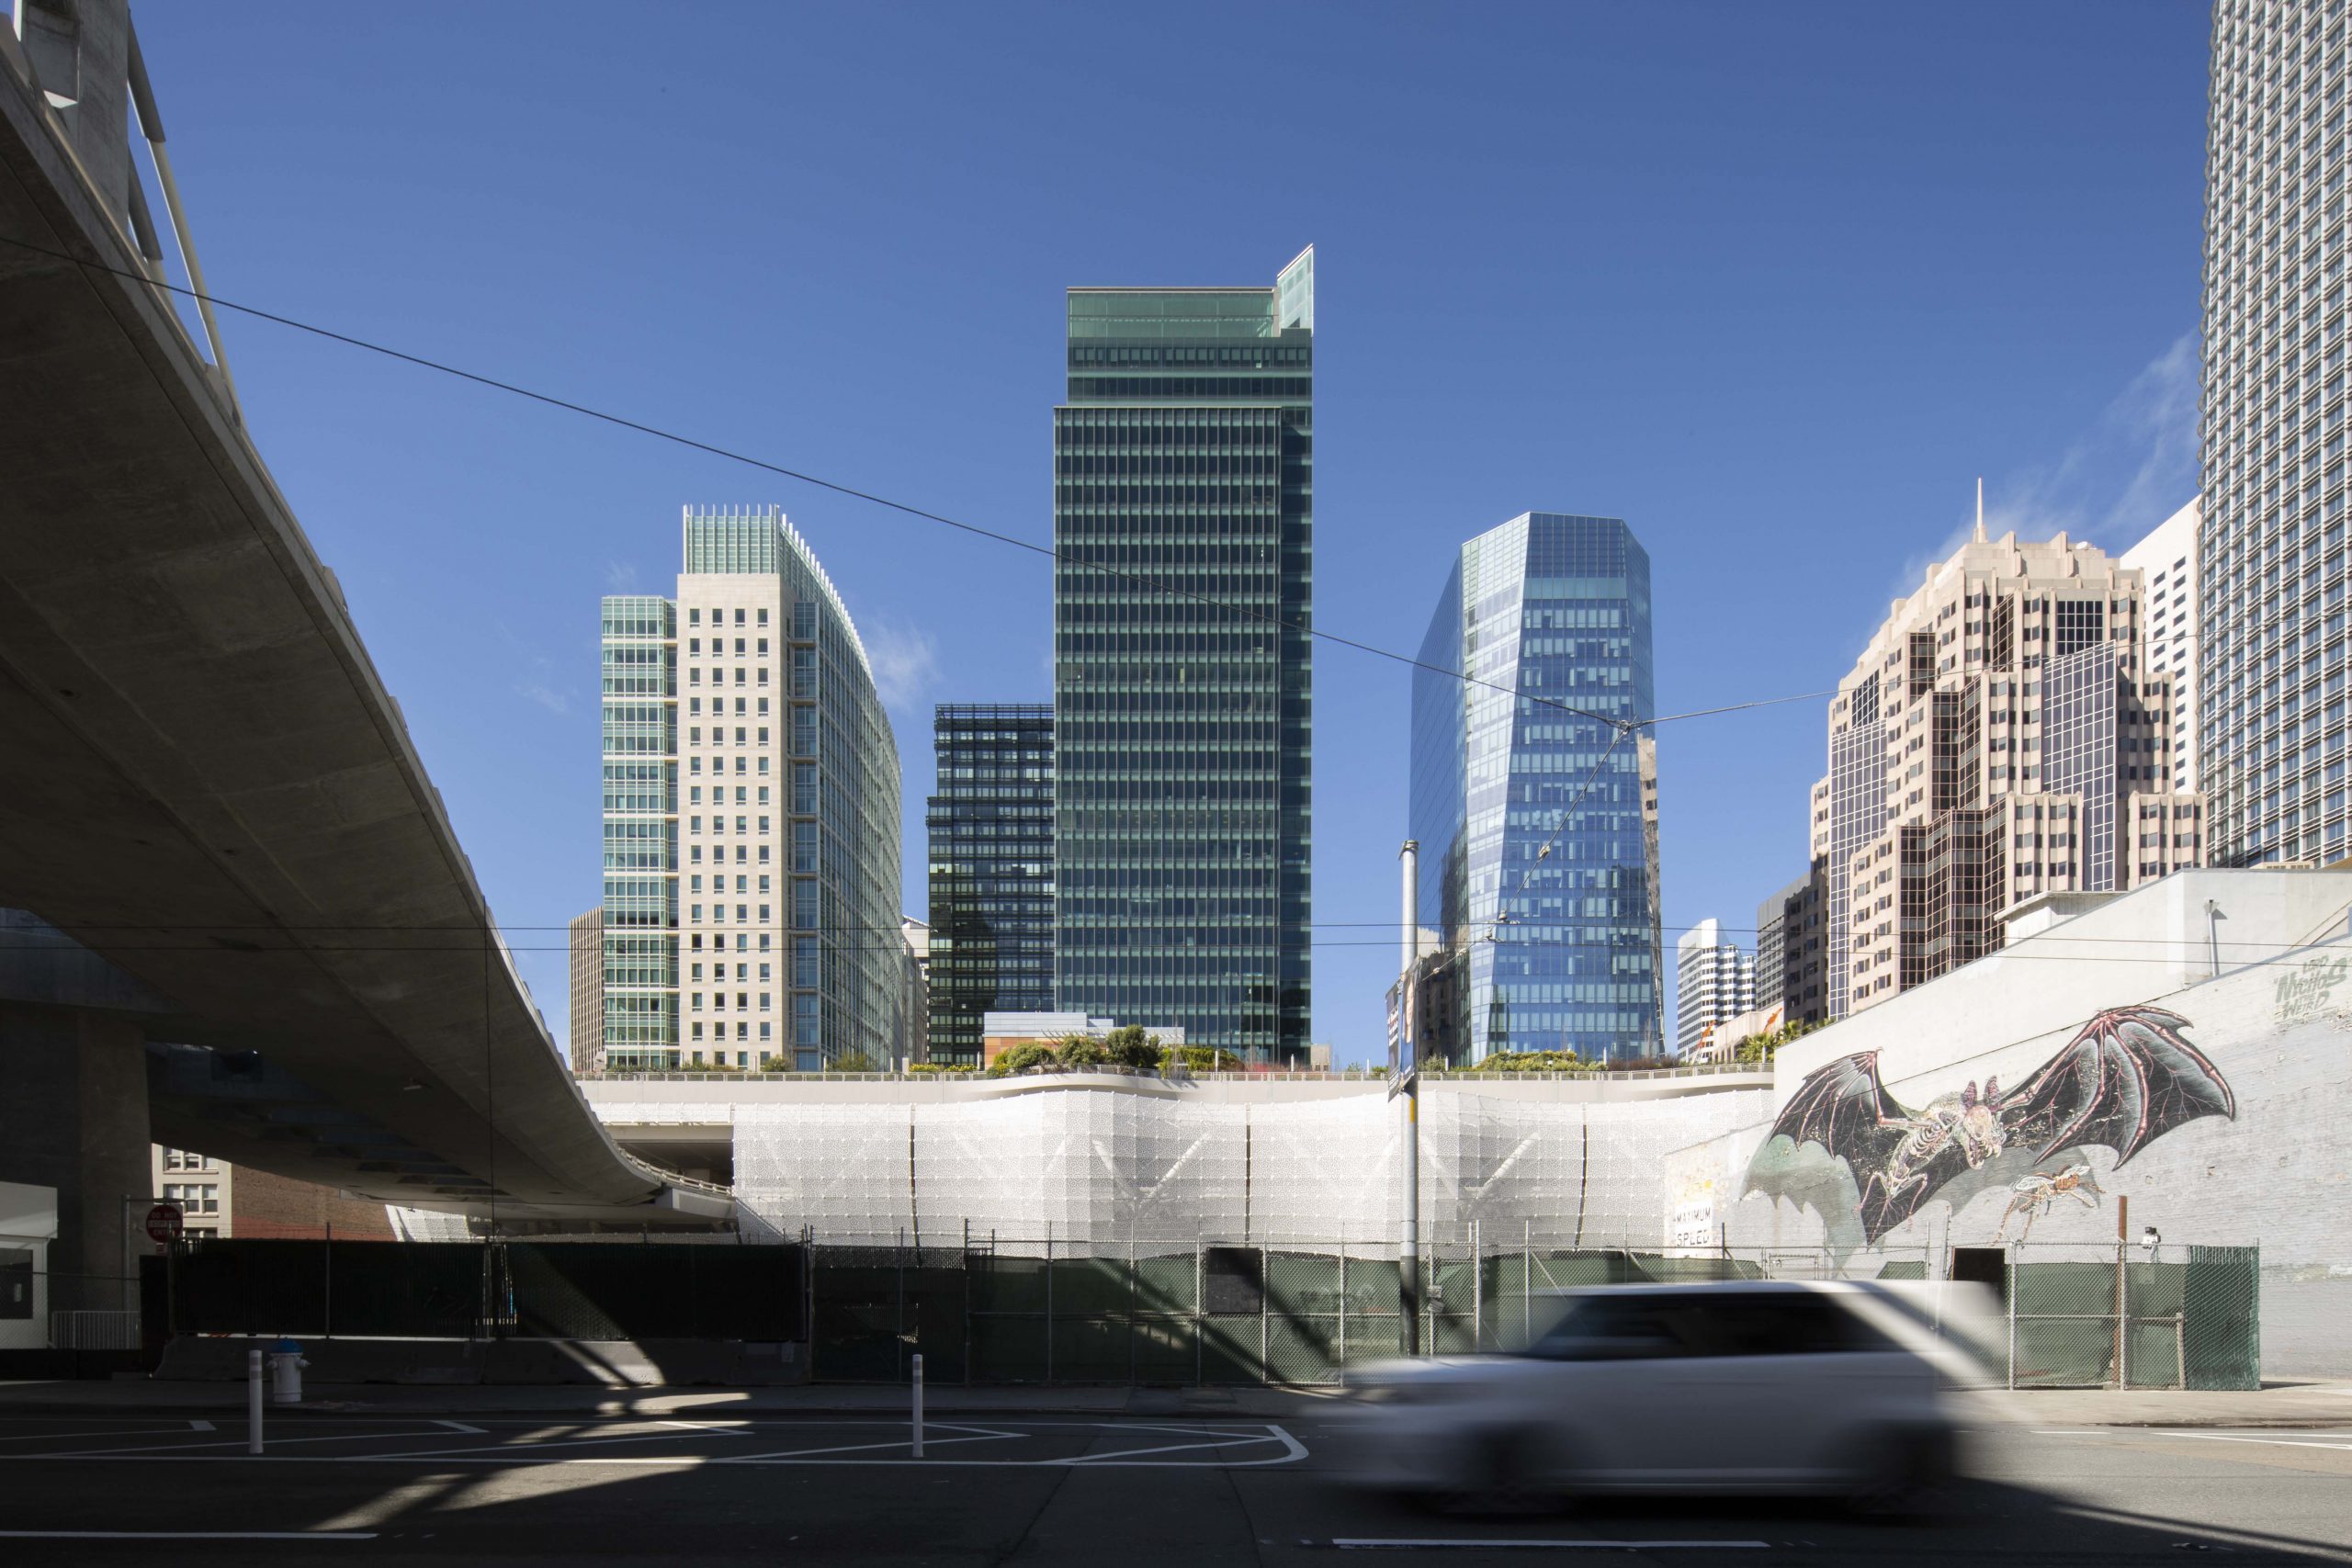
left=1690, top=872, right=2352, bottom=1273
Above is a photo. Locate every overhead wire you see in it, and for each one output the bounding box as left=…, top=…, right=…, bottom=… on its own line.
left=0, top=231, right=1835, bottom=738
left=10, top=231, right=2258, bottom=1050
left=4, top=917, right=2319, bottom=951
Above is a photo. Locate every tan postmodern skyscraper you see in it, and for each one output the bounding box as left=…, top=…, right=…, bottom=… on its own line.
left=1816, top=523, right=2204, bottom=1017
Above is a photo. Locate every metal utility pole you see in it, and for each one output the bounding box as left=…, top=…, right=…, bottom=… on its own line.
left=1396, top=840, right=1421, bottom=1357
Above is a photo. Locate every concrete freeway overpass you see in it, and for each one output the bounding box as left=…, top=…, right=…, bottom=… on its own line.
left=0, top=3, right=728, bottom=1306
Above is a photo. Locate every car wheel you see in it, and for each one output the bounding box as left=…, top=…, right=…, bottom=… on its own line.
left=1847, top=1427, right=1952, bottom=1522
left=1430, top=1429, right=1567, bottom=1517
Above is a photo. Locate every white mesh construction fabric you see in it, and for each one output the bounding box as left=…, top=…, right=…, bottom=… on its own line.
left=1246, top=1097, right=1393, bottom=1244
left=593, top=1101, right=737, bottom=1126
left=736, top=1103, right=917, bottom=1243
left=385, top=1205, right=471, bottom=1243
left=726, top=1087, right=1776, bottom=1250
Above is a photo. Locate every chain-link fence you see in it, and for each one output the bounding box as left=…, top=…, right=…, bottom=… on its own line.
left=2003, top=1241, right=2258, bottom=1391
left=803, top=1231, right=2258, bottom=1389
left=95, top=1233, right=2264, bottom=1391
left=804, top=1230, right=1946, bottom=1385
left=151, top=1237, right=807, bottom=1345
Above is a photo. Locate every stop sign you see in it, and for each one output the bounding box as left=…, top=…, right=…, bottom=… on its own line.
left=144, top=1203, right=183, bottom=1244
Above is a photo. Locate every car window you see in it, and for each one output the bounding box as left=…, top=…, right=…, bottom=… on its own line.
left=1523, top=1295, right=1708, bottom=1361
left=1690, top=1292, right=1898, bottom=1358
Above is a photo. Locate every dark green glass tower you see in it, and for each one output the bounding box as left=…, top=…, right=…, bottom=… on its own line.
left=1052, top=247, right=1314, bottom=1062
left=925, top=703, right=1056, bottom=1066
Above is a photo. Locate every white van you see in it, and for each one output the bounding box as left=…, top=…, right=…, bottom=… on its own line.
left=1340, top=1280, right=1966, bottom=1514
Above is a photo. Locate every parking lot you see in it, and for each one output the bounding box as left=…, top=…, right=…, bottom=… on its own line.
left=0, top=1412, right=2350, bottom=1564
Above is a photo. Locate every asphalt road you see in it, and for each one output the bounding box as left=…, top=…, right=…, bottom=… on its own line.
left=0, top=1412, right=2348, bottom=1565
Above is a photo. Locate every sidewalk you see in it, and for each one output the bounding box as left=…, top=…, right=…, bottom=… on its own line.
left=1973, top=1379, right=2352, bottom=1430
left=1, top=1376, right=2346, bottom=1427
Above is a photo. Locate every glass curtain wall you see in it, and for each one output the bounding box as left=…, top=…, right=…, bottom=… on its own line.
left=1051, top=249, right=1314, bottom=1061
left=926, top=705, right=1057, bottom=1065
left=599, top=595, right=678, bottom=1070
left=1408, top=513, right=1662, bottom=1063
left=2199, top=2, right=2351, bottom=866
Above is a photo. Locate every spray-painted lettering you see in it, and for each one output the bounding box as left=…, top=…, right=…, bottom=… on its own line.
left=2275, top=954, right=2351, bottom=1025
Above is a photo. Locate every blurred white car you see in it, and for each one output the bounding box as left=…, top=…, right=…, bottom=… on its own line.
left=1340, top=1280, right=1969, bottom=1513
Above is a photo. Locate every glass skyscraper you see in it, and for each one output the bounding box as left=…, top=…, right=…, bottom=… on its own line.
left=2199, top=1, right=2351, bottom=865
left=925, top=704, right=1056, bottom=1066
left=600, top=506, right=901, bottom=1072
left=1051, top=248, right=1315, bottom=1061
left=1408, top=513, right=1663, bottom=1063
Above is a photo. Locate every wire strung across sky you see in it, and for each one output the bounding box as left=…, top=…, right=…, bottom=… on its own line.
left=0, top=938, right=2314, bottom=967
left=0, top=231, right=1834, bottom=739
left=9, top=919, right=2323, bottom=951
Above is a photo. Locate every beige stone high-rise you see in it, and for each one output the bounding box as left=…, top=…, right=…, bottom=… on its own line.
left=566, top=906, right=603, bottom=1077
left=1815, top=527, right=2204, bottom=1017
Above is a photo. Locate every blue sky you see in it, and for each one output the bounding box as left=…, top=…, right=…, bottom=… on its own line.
left=117, top=1, right=2209, bottom=1064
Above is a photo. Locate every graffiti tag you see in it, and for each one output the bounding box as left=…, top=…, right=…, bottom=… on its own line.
left=2275, top=954, right=2351, bottom=1026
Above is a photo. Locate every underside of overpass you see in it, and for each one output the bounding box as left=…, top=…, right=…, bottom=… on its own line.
left=0, top=6, right=730, bottom=1303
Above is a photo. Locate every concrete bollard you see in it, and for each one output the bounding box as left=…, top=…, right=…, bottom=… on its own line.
left=911, top=1352, right=924, bottom=1459
left=247, top=1347, right=263, bottom=1455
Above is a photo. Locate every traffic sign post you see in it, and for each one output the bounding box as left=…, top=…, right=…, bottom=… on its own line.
left=144, top=1203, right=183, bottom=1246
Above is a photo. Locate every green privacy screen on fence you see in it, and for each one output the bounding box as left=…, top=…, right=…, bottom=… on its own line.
left=163, top=1239, right=805, bottom=1343
left=157, top=1235, right=2260, bottom=1391
left=2006, top=1246, right=2259, bottom=1391
left=810, top=1245, right=1773, bottom=1385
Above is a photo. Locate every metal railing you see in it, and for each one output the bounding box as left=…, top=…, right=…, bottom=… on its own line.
left=583, top=1060, right=1770, bottom=1086
left=50, top=1310, right=140, bottom=1350
left=0, top=3, right=239, bottom=412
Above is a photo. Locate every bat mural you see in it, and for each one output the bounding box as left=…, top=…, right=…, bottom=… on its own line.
left=1746, top=1005, right=2235, bottom=1247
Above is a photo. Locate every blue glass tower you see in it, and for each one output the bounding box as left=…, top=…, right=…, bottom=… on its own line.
left=1408, top=513, right=1662, bottom=1063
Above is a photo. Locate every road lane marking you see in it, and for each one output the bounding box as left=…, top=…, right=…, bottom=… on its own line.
left=0, top=1530, right=378, bottom=1541
left=1060, top=1433, right=1297, bottom=1464
left=434, top=1420, right=485, bottom=1434
left=348, top=1426, right=752, bottom=1461
left=2033, top=1428, right=2352, bottom=1438
left=0, top=1427, right=222, bottom=1445
left=48, top=1429, right=440, bottom=1457
left=0, top=1417, right=1310, bottom=1469
left=727, top=1422, right=1023, bottom=1461
left=1333, top=1540, right=1770, bottom=1551
left=2131, top=1431, right=2352, bottom=1452
left=188, top=1420, right=215, bottom=1432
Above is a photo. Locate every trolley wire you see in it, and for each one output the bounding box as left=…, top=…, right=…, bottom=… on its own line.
left=0, top=231, right=1833, bottom=739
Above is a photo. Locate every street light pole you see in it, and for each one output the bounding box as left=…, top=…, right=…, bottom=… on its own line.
left=1398, top=840, right=1420, bottom=1357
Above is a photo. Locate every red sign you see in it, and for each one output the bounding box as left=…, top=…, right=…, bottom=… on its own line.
left=144, top=1203, right=183, bottom=1244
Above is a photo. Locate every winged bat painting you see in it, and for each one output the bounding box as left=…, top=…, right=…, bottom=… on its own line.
left=1748, top=1005, right=2235, bottom=1245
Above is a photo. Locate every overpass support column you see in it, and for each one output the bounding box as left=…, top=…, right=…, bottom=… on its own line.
left=0, top=1000, right=151, bottom=1314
